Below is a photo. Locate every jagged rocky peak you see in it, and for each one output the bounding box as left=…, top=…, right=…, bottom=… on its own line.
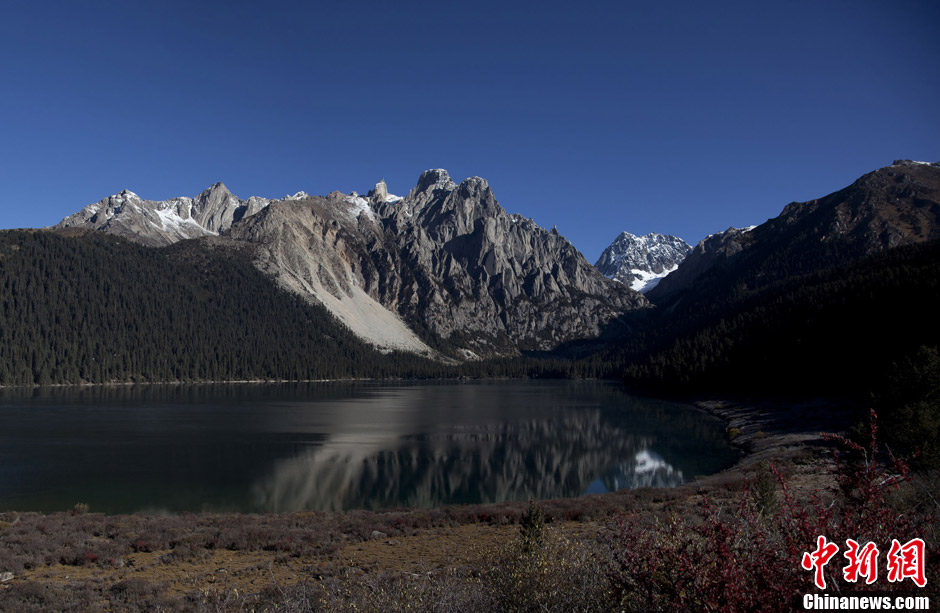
left=205, top=181, right=230, bottom=194
left=115, top=189, right=141, bottom=201
left=595, top=232, right=692, bottom=293
left=230, top=167, right=648, bottom=357
left=372, top=169, right=647, bottom=353
left=458, top=176, right=490, bottom=198
left=367, top=179, right=402, bottom=204
left=370, top=179, right=388, bottom=202
left=52, top=183, right=274, bottom=247
left=414, top=168, right=457, bottom=193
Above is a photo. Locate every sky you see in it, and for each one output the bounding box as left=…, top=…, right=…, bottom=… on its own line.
left=1, top=0, right=938, bottom=262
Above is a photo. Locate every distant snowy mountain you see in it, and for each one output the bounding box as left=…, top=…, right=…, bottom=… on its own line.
left=594, top=232, right=691, bottom=292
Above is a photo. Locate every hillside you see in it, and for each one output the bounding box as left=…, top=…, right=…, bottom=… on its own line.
left=0, top=230, right=442, bottom=386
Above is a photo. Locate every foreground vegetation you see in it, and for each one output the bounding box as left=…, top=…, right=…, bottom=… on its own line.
left=1, top=408, right=935, bottom=612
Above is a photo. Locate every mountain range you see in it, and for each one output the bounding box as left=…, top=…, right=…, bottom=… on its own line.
left=0, top=158, right=927, bottom=397
left=2, top=158, right=936, bottom=472
left=55, top=170, right=646, bottom=358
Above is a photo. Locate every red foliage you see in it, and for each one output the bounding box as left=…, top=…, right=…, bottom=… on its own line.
left=607, top=411, right=935, bottom=611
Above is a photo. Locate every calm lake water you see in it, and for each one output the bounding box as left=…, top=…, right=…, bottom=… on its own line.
left=0, top=381, right=739, bottom=514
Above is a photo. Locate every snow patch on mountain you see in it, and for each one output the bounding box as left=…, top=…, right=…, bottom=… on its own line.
left=344, top=194, right=376, bottom=222
left=892, top=159, right=940, bottom=168
left=629, top=264, right=680, bottom=292
left=155, top=204, right=212, bottom=234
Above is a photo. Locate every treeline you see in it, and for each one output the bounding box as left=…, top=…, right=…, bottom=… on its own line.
left=0, top=230, right=449, bottom=386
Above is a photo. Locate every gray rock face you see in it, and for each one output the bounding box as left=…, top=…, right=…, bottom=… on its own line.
left=229, top=170, right=648, bottom=356
left=373, top=171, right=648, bottom=354
left=52, top=183, right=272, bottom=247
left=53, top=170, right=649, bottom=357
left=594, top=232, right=691, bottom=292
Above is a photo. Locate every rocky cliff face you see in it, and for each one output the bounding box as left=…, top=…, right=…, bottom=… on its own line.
left=56, top=170, right=648, bottom=357
left=594, top=232, right=691, bottom=292
left=765, top=159, right=940, bottom=251
left=230, top=170, right=648, bottom=357
left=224, top=190, right=437, bottom=356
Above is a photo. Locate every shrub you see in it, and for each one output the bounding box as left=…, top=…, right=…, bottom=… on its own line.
left=751, top=460, right=777, bottom=515
left=606, top=410, right=936, bottom=612
left=485, top=514, right=611, bottom=611
left=518, top=500, right=545, bottom=553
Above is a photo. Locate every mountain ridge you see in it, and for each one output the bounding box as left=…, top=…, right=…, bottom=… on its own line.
left=49, top=160, right=940, bottom=364
left=53, top=182, right=273, bottom=247
left=54, top=169, right=647, bottom=358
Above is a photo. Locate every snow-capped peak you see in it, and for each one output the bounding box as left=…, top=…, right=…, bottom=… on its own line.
left=284, top=191, right=309, bottom=201
left=594, top=231, right=691, bottom=293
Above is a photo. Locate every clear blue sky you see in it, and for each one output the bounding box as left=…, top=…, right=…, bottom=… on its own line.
left=1, top=0, right=937, bottom=261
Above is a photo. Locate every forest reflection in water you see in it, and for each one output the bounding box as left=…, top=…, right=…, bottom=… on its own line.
left=0, top=381, right=738, bottom=513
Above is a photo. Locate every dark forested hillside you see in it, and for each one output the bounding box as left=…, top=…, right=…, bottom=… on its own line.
left=612, top=239, right=940, bottom=399
left=3, top=225, right=939, bottom=396
left=0, top=230, right=444, bottom=385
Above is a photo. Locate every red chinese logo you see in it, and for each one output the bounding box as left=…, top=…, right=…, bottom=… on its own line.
left=802, top=535, right=840, bottom=589
left=802, top=536, right=927, bottom=589
left=886, top=538, right=926, bottom=588
left=843, top=539, right=879, bottom=584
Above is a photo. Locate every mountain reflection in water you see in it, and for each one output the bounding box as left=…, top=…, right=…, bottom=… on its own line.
left=0, top=381, right=737, bottom=514
left=254, top=406, right=684, bottom=512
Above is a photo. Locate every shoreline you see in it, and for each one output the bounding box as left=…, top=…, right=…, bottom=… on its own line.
left=0, top=395, right=862, bottom=604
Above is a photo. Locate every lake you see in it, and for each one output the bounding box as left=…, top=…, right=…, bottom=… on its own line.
left=0, top=381, right=739, bottom=514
